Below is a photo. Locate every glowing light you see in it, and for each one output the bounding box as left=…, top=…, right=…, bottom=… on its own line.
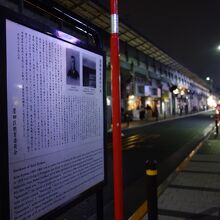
left=180, top=90, right=185, bottom=96
left=129, top=95, right=135, bottom=100
left=17, top=84, right=23, bottom=89
left=127, top=95, right=141, bottom=110
left=218, top=45, right=220, bottom=50
left=107, top=97, right=111, bottom=106
left=207, top=96, right=217, bottom=107
left=146, top=100, right=151, bottom=105
left=56, top=30, right=80, bottom=44
left=173, top=88, right=179, bottom=95
left=206, top=77, right=210, bottom=81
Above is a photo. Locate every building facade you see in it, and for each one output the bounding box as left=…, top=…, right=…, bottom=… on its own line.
left=105, top=41, right=210, bottom=126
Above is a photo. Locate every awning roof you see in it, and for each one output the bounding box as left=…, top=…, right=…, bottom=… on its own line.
left=53, top=0, right=208, bottom=88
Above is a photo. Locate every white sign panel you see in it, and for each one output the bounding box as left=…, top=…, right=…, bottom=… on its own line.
left=6, top=20, right=104, bottom=220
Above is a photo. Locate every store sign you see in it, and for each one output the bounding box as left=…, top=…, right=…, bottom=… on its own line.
left=144, top=85, right=161, bottom=97
left=135, top=83, right=145, bottom=96
left=4, top=16, right=105, bottom=220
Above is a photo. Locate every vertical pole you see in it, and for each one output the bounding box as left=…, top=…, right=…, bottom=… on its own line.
left=110, top=0, right=123, bottom=220
left=215, top=119, right=219, bottom=135
left=146, top=160, right=158, bottom=220
left=96, top=189, right=104, bottom=220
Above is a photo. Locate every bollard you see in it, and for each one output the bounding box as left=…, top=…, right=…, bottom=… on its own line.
left=215, top=120, right=219, bottom=135
left=96, top=189, right=104, bottom=220
left=146, top=160, right=158, bottom=220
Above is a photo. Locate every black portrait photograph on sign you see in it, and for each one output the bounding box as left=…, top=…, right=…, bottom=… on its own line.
left=82, top=56, right=96, bottom=88
left=66, top=48, right=80, bottom=86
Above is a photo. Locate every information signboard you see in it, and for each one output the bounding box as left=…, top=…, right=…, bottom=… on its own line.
left=0, top=7, right=105, bottom=220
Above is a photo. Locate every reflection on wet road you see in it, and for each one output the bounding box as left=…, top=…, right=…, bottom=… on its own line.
left=107, top=133, right=161, bottom=150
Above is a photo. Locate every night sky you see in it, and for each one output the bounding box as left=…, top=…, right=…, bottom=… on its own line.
left=92, top=0, right=220, bottom=89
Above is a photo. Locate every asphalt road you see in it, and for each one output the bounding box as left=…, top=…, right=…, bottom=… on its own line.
left=101, top=111, right=214, bottom=219
left=56, top=111, right=214, bottom=220
left=120, top=112, right=213, bottom=183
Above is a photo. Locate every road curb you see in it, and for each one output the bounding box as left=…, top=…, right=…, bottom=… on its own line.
left=107, top=110, right=214, bottom=133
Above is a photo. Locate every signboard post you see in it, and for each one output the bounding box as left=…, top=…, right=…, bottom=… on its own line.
left=110, top=0, right=124, bottom=220
left=0, top=7, right=105, bottom=220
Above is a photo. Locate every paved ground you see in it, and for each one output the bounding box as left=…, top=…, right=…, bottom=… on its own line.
left=143, top=131, right=220, bottom=220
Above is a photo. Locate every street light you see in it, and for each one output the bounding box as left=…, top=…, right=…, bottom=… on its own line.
left=206, top=76, right=213, bottom=95
left=217, top=45, right=220, bottom=50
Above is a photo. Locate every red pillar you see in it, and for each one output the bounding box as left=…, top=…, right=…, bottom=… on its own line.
left=110, top=0, right=123, bottom=220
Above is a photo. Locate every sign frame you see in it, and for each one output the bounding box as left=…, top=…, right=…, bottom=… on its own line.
left=0, top=6, right=107, bottom=220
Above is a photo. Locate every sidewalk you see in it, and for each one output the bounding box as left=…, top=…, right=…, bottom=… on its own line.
left=143, top=131, right=220, bottom=220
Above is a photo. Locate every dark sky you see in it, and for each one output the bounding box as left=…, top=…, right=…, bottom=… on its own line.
left=92, top=0, right=220, bottom=89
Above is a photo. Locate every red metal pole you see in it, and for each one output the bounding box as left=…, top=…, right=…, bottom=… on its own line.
left=110, top=0, right=123, bottom=220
